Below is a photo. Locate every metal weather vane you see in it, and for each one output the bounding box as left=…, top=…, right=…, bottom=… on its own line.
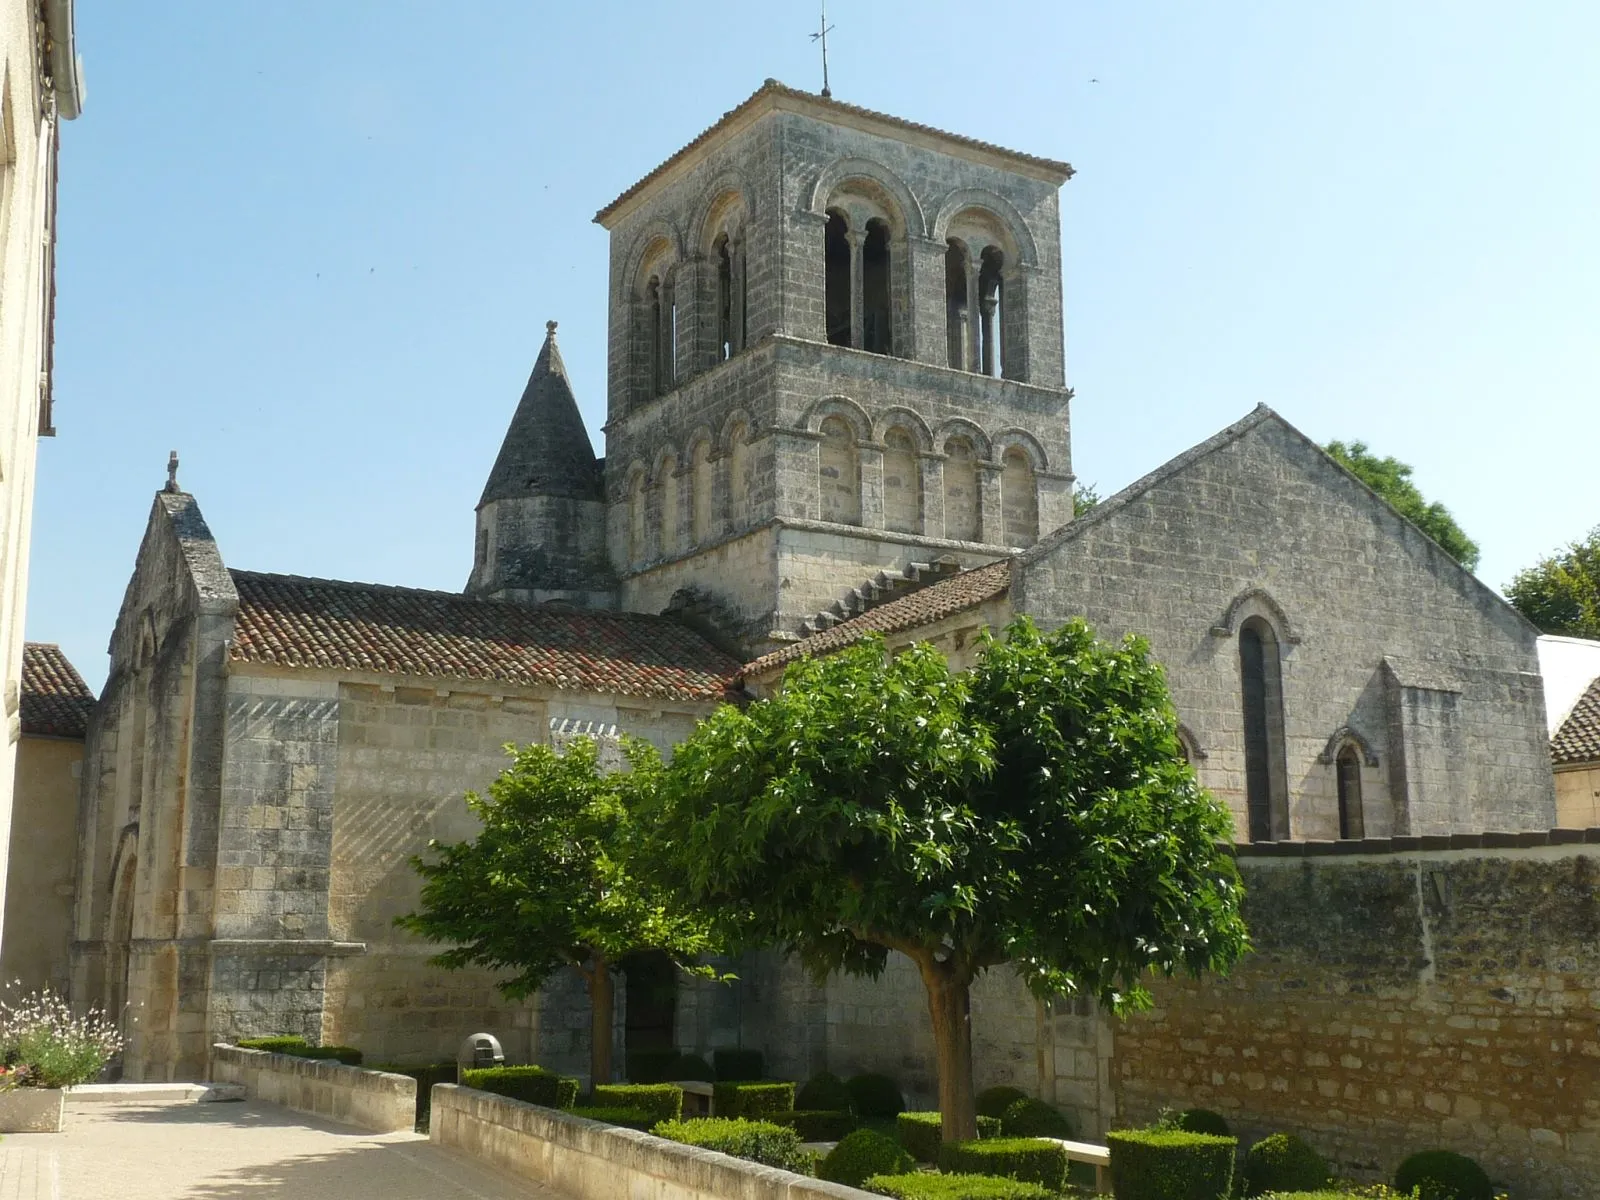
left=811, top=2, right=835, bottom=98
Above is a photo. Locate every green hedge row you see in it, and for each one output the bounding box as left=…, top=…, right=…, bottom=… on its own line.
left=237, top=1036, right=362, bottom=1066
left=569, top=1105, right=657, bottom=1131
left=653, top=1117, right=811, bottom=1174
left=895, top=1111, right=1001, bottom=1162
left=937, top=1138, right=1067, bottom=1192
left=1106, top=1129, right=1236, bottom=1200
left=713, top=1080, right=794, bottom=1119
left=461, top=1065, right=579, bottom=1110
left=592, top=1083, right=682, bottom=1124
left=772, top=1109, right=857, bottom=1141
left=865, top=1173, right=1054, bottom=1200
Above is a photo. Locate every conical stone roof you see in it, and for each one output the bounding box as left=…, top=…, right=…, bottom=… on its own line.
left=479, top=322, right=602, bottom=507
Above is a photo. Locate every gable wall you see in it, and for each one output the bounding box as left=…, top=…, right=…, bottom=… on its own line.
left=1016, top=419, right=1554, bottom=839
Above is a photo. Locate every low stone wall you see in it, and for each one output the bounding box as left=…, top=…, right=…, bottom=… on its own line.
left=430, top=1083, right=870, bottom=1200
left=210, top=1043, right=416, bottom=1133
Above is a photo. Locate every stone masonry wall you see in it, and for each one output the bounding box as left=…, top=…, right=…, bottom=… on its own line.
left=1113, top=841, right=1600, bottom=1198
left=1556, top=766, right=1600, bottom=829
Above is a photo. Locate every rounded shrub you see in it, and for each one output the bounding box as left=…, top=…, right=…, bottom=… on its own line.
left=975, top=1086, right=1030, bottom=1120
left=819, top=1128, right=915, bottom=1187
left=1174, top=1108, right=1232, bottom=1138
left=1105, top=1128, right=1237, bottom=1200
left=1394, top=1150, right=1493, bottom=1200
left=1245, top=1133, right=1329, bottom=1196
left=846, top=1072, right=906, bottom=1118
left=774, top=1109, right=857, bottom=1142
left=999, top=1097, right=1076, bottom=1139
left=796, top=1070, right=854, bottom=1113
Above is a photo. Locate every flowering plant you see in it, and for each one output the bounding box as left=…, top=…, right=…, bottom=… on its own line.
left=0, top=985, right=122, bottom=1089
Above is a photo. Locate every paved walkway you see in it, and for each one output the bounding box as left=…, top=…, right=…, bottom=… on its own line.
left=0, top=1096, right=558, bottom=1199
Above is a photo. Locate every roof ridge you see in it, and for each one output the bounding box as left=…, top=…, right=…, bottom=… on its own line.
left=1552, top=675, right=1600, bottom=766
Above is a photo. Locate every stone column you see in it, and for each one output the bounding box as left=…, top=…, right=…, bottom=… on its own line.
left=980, top=292, right=998, bottom=377
left=849, top=228, right=865, bottom=350
left=965, top=256, right=982, bottom=373
left=732, top=235, right=748, bottom=353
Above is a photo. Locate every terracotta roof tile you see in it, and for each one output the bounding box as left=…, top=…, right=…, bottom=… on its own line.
left=1552, top=676, right=1600, bottom=766
left=229, top=571, right=742, bottom=703
left=595, top=80, right=1073, bottom=226
left=743, top=559, right=1012, bottom=677
left=21, top=643, right=95, bottom=739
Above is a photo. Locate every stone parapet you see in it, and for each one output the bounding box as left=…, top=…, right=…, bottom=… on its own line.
left=209, top=1043, right=415, bottom=1133
left=431, top=1083, right=872, bottom=1200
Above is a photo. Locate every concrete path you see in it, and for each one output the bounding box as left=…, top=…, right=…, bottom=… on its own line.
left=0, top=1096, right=559, bottom=1199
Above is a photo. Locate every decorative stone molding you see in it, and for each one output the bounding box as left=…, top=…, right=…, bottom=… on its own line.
left=1209, top=587, right=1301, bottom=644
left=1318, top=725, right=1380, bottom=767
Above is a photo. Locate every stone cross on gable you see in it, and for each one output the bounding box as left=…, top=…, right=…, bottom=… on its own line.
left=165, top=450, right=180, bottom=493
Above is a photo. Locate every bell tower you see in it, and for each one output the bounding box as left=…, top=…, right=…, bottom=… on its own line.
left=595, top=81, right=1075, bottom=653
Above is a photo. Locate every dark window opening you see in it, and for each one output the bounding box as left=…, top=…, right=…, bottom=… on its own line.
left=715, top=235, right=733, bottom=362
left=622, top=951, right=678, bottom=1059
left=1240, top=618, right=1289, bottom=841
left=825, top=210, right=852, bottom=347
left=862, top=218, right=892, bottom=355
left=1337, top=747, right=1365, bottom=840
left=979, top=246, right=1004, bottom=378
left=945, top=240, right=969, bottom=369
left=646, top=276, right=663, bottom=398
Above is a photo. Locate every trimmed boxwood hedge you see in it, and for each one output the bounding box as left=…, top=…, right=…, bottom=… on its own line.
left=1245, top=1133, right=1328, bottom=1196
left=999, top=1098, right=1075, bottom=1139
left=238, top=1036, right=310, bottom=1053
left=237, top=1037, right=362, bottom=1066
left=937, top=1138, right=1067, bottom=1192
left=895, top=1111, right=1002, bottom=1162
left=713, top=1080, right=794, bottom=1119
left=592, top=1083, right=682, bottom=1124
left=865, top=1173, right=1053, bottom=1200
left=712, top=1048, right=764, bottom=1081
left=796, top=1070, right=854, bottom=1113
left=974, top=1087, right=1031, bottom=1121
left=654, top=1117, right=811, bottom=1173
left=370, top=1061, right=456, bottom=1129
left=773, top=1109, right=857, bottom=1141
left=626, top=1050, right=683, bottom=1084
left=1394, top=1150, right=1494, bottom=1200
left=1105, top=1129, right=1237, bottom=1200
left=569, top=1105, right=657, bottom=1131
left=461, top=1065, right=579, bottom=1110
left=819, top=1129, right=915, bottom=1187
left=846, top=1073, right=906, bottom=1118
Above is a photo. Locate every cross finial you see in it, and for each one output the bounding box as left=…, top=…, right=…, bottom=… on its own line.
left=546, top=320, right=558, bottom=338
left=165, top=450, right=180, bottom=493
left=810, top=2, right=835, bottom=98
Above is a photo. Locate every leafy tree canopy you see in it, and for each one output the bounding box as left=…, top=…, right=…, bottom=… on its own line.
left=1325, top=440, right=1480, bottom=570
left=1506, top=525, right=1600, bottom=638
left=1073, top=483, right=1101, bottom=517
left=397, top=737, right=720, bottom=1083
left=651, top=617, right=1247, bottom=1139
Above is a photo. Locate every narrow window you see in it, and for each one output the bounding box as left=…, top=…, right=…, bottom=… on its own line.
left=715, top=234, right=733, bottom=362
left=1239, top=618, right=1289, bottom=841
left=662, top=274, right=678, bottom=391
left=825, top=210, right=852, bottom=347
left=979, top=247, right=1004, bottom=378
left=945, top=241, right=970, bottom=369
left=818, top=416, right=861, bottom=525
left=646, top=276, right=663, bottom=398
left=1337, top=747, right=1365, bottom=840
left=1001, top=447, right=1038, bottom=547
left=862, top=218, right=892, bottom=355
left=882, top=427, right=922, bottom=534
left=943, top=436, right=980, bottom=542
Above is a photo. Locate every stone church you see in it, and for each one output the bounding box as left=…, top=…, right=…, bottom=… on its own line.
left=69, top=79, right=1558, bottom=1118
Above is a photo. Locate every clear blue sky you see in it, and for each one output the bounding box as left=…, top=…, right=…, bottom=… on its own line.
left=35, top=2, right=1600, bottom=690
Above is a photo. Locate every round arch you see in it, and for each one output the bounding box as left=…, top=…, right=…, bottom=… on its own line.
left=934, top=417, right=994, bottom=461
left=805, top=157, right=927, bottom=238
left=991, top=428, right=1051, bottom=472
left=931, top=188, right=1040, bottom=265
left=871, top=406, right=934, bottom=452
left=802, top=394, right=873, bottom=442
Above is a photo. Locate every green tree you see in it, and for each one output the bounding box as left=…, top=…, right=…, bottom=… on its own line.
left=397, top=738, right=720, bottom=1085
left=1324, top=440, right=1480, bottom=570
left=1507, top=525, right=1600, bottom=638
left=1073, top=482, right=1101, bottom=517
left=652, top=618, right=1248, bottom=1143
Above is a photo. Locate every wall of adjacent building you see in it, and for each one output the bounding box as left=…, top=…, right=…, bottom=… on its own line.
left=1555, top=765, right=1600, bottom=828
left=0, top=733, right=81, bottom=993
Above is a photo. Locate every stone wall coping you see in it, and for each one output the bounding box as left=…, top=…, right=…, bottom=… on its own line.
left=210, top=1043, right=416, bottom=1134
left=1230, top=826, right=1600, bottom=859
left=432, top=1083, right=875, bottom=1200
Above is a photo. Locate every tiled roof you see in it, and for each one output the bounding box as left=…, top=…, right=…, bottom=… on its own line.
left=595, top=80, right=1073, bottom=225
left=1552, top=676, right=1600, bottom=766
left=20, top=643, right=95, bottom=739
left=743, top=559, right=1012, bottom=677
left=229, top=571, right=743, bottom=702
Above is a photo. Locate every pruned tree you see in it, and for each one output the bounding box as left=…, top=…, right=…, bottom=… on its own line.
left=1507, top=524, right=1600, bottom=638
left=651, top=618, right=1248, bottom=1142
left=1325, top=440, right=1480, bottom=570
left=397, top=737, right=720, bottom=1085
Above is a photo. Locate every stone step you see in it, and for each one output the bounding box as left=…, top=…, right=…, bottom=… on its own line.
left=67, top=1082, right=245, bottom=1103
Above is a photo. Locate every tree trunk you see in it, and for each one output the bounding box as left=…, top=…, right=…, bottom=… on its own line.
left=920, top=957, right=977, bottom=1144
left=589, top=955, right=614, bottom=1087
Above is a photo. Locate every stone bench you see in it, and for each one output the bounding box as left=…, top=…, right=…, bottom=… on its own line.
left=1045, top=1138, right=1111, bottom=1194
left=673, top=1079, right=715, bottom=1116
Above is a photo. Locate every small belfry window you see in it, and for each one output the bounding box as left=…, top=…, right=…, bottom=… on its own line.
left=824, top=210, right=852, bottom=347
left=945, top=240, right=970, bottom=369
left=715, top=234, right=734, bottom=362
left=1336, top=746, right=1365, bottom=840
left=646, top=276, right=664, bottom=398
left=978, top=246, right=1004, bottom=378
left=862, top=219, right=892, bottom=355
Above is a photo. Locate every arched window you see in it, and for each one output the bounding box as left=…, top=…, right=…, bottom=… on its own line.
left=715, top=234, right=734, bottom=362
left=862, top=218, right=892, bottom=355
left=979, top=246, right=1004, bottom=378
left=882, top=427, right=922, bottom=534
left=1000, top=447, right=1038, bottom=547
left=1239, top=617, right=1289, bottom=841
left=691, top=440, right=714, bottom=546
left=943, top=436, right=980, bottom=542
left=627, top=472, right=646, bottom=566
left=646, top=276, right=664, bottom=398
left=945, top=240, right=970, bottom=370
left=818, top=416, right=860, bottom=526
left=824, top=210, right=852, bottom=347
left=1336, top=746, right=1365, bottom=840
left=727, top=422, right=752, bottom=531
left=658, top=453, right=679, bottom=558
left=661, top=271, right=678, bottom=393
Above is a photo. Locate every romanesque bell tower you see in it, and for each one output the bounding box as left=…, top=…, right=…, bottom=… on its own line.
left=593, top=81, right=1075, bottom=653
